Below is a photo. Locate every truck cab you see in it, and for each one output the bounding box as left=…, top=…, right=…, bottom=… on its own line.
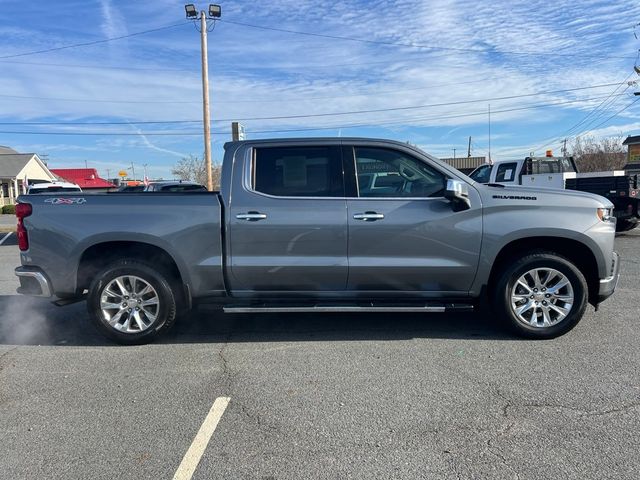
left=469, top=155, right=578, bottom=188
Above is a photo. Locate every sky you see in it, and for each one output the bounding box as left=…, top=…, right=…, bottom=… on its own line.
left=0, top=0, right=639, bottom=180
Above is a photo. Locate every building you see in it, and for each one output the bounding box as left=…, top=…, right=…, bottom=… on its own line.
left=50, top=168, right=116, bottom=192
left=0, top=146, right=57, bottom=206
left=622, top=135, right=640, bottom=170
left=439, top=156, right=487, bottom=174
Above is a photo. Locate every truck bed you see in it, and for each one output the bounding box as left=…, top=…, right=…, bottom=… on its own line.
left=18, top=192, right=226, bottom=298
left=565, top=173, right=639, bottom=199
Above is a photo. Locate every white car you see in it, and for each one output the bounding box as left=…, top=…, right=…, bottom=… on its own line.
left=27, top=182, right=82, bottom=194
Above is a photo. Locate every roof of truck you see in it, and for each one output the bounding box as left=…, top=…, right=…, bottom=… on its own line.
left=223, top=137, right=441, bottom=161
left=225, top=137, right=415, bottom=147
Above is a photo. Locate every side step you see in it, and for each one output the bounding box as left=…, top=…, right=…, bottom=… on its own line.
left=223, top=303, right=474, bottom=314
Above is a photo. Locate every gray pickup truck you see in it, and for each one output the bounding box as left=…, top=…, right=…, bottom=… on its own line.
left=14, top=138, right=619, bottom=344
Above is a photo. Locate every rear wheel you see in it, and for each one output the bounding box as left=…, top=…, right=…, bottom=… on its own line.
left=87, top=259, right=177, bottom=344
left=493, top=252, right=588, bottom=339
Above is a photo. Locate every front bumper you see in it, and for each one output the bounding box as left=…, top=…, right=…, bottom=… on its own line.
left=598, top=251, right=620, bottom=303
left=15, top=266, right=53, bottom=297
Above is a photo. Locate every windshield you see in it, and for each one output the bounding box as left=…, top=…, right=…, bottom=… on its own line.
left=469, top=165, right=492, bottom=183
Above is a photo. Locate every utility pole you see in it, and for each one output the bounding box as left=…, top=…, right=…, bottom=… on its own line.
left=488, top=104, right=492, bottom=164
left=452, top=148, right=457, bottom=160
left=129, top=162, right=136, bottom=180
left=106, top=168, right=111, bottom=180
left=185, top=4, right=221, bottom=192
left=562, top=138, right=568, bottom=157
left=467, top=136, right=471, bottom=158
left=200, top=11, right=213, bottom=191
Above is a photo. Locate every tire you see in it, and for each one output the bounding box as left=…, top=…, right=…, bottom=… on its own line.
left=493, top=252, right=588, bottom=339
left=616, top=218, right=638, bottom=233
left=87, top=259, right=177, bottom=345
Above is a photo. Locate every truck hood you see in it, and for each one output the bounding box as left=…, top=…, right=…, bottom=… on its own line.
left=477, top=184, right=614, bottom=209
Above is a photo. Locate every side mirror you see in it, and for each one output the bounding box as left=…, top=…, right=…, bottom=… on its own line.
left=444, top=179, right=471, bottom=211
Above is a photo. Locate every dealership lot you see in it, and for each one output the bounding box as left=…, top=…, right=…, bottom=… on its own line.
left=0, top=231, right=638, bottom=479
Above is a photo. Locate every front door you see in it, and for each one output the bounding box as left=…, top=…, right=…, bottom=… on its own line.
left=344, top=145, right=482, bottom=294
left=227, top=144, right=348, bottom=293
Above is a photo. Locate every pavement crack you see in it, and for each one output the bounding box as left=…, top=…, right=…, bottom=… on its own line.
left=238, top=402, right=279, bottom=433
left=217, top=332, right=233, bottom=393
left=0, top=346, right=18, bottom=373
left=507, top=400, right=640, bottom=417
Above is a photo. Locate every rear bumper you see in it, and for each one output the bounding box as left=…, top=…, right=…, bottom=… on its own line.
left=597, top=251, right=620, bottom=303
left=15, top=266, right=53, bottom=298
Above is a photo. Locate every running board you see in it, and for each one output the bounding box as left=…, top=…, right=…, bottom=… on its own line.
left=223, top=304, right=474, bottom=314
left=53, top=294, right=87, bottom=307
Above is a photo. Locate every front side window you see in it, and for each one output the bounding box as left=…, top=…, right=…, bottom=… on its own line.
left=253, top=146, right=343, bottom=197
left=354, top=147, right=446, bottom=198
left=469, top=164, right=492, bottom=183
left=495, top=162, right=518, bottom=182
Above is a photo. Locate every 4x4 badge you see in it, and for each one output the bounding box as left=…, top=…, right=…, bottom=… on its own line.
left=44, top=198, right=87, bottom=205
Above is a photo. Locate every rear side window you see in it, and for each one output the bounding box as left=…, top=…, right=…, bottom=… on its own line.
left=495, top=162, right=518, bottom=182
left=253, top=146, right=343, bottom=197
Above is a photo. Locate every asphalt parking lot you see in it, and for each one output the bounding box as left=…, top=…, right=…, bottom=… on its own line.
left=1, top=231, right=639, bottom=480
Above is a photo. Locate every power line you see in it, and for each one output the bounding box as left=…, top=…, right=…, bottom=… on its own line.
left=533, top=72, right=635, bottom=150
left=0, top=22, right=188, bottom=60
left=210, top=82, right=628, bottom=121
left=0, top=92, right=627, bottom=136
left=0, top=59, right=193, bottom=72
left=575, top=97, right=640, bottom=138
left=219, top=18, right=635, bottom=61
left=0, top=82, right=624, bottom=125
left=261, top=94, right=629, bottom=133
left=0, top=76, right=501, bottom=104
left=0, top=80, right=621, bottom=111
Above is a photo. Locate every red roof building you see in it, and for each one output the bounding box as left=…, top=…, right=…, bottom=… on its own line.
left=50, top=168, right=116, bottom=190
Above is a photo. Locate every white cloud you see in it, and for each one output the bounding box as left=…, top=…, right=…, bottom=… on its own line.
left=1, top=0, right=639, bottom=174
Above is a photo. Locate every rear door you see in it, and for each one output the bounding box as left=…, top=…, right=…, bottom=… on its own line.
left=227, top=143, right=348, bottom=293
left=344, top=144, right=483, bottom=294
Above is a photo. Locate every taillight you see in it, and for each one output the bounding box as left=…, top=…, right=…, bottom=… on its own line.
left=15, top=203, right=32, bottom=251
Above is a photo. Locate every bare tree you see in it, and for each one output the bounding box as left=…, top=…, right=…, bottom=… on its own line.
left=171, top=154, right=222, bottom=189
left=571, top=135, right=626, bottom=172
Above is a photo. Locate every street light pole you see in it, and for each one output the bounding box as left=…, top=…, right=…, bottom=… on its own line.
left=199, top=11, right=213, bottom=191
left=185, top=4, right=220, bottom=191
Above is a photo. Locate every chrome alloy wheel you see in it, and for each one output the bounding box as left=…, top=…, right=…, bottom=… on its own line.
left=510, top=268, right=574, bottom=328
left=100, top=275, right=160, bottom=333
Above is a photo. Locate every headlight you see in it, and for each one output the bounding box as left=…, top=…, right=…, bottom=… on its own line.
left=596, top=207, right=614, bottom=222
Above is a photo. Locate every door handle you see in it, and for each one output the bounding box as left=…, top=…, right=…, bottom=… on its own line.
left=353, top=212, right=385, bottom=221
left=236, top=212, right=267, bottom=221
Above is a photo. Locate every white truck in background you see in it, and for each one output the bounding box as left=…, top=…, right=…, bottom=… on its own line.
left=469, top=154, right=638, bottom=231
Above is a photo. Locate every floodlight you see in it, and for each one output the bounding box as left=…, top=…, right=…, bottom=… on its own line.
left=185, top=4, right=198, bottom=19
left=208, top=4, right=221, bottom=18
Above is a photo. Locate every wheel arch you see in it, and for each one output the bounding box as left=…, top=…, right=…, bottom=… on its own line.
left=487, top=236, right=600, bottom=305
left=76, top=240, right=190, bottom=309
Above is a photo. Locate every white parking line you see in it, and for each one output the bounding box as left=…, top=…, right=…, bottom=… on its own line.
left=172, top=396, right=231, bottom=480
left=0, top=232, right=12, bottom=245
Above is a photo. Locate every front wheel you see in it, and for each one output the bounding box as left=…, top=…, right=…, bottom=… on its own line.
left=493, top=252, right=588, bottom=339
left=87, top=259, right=178, bottom=345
